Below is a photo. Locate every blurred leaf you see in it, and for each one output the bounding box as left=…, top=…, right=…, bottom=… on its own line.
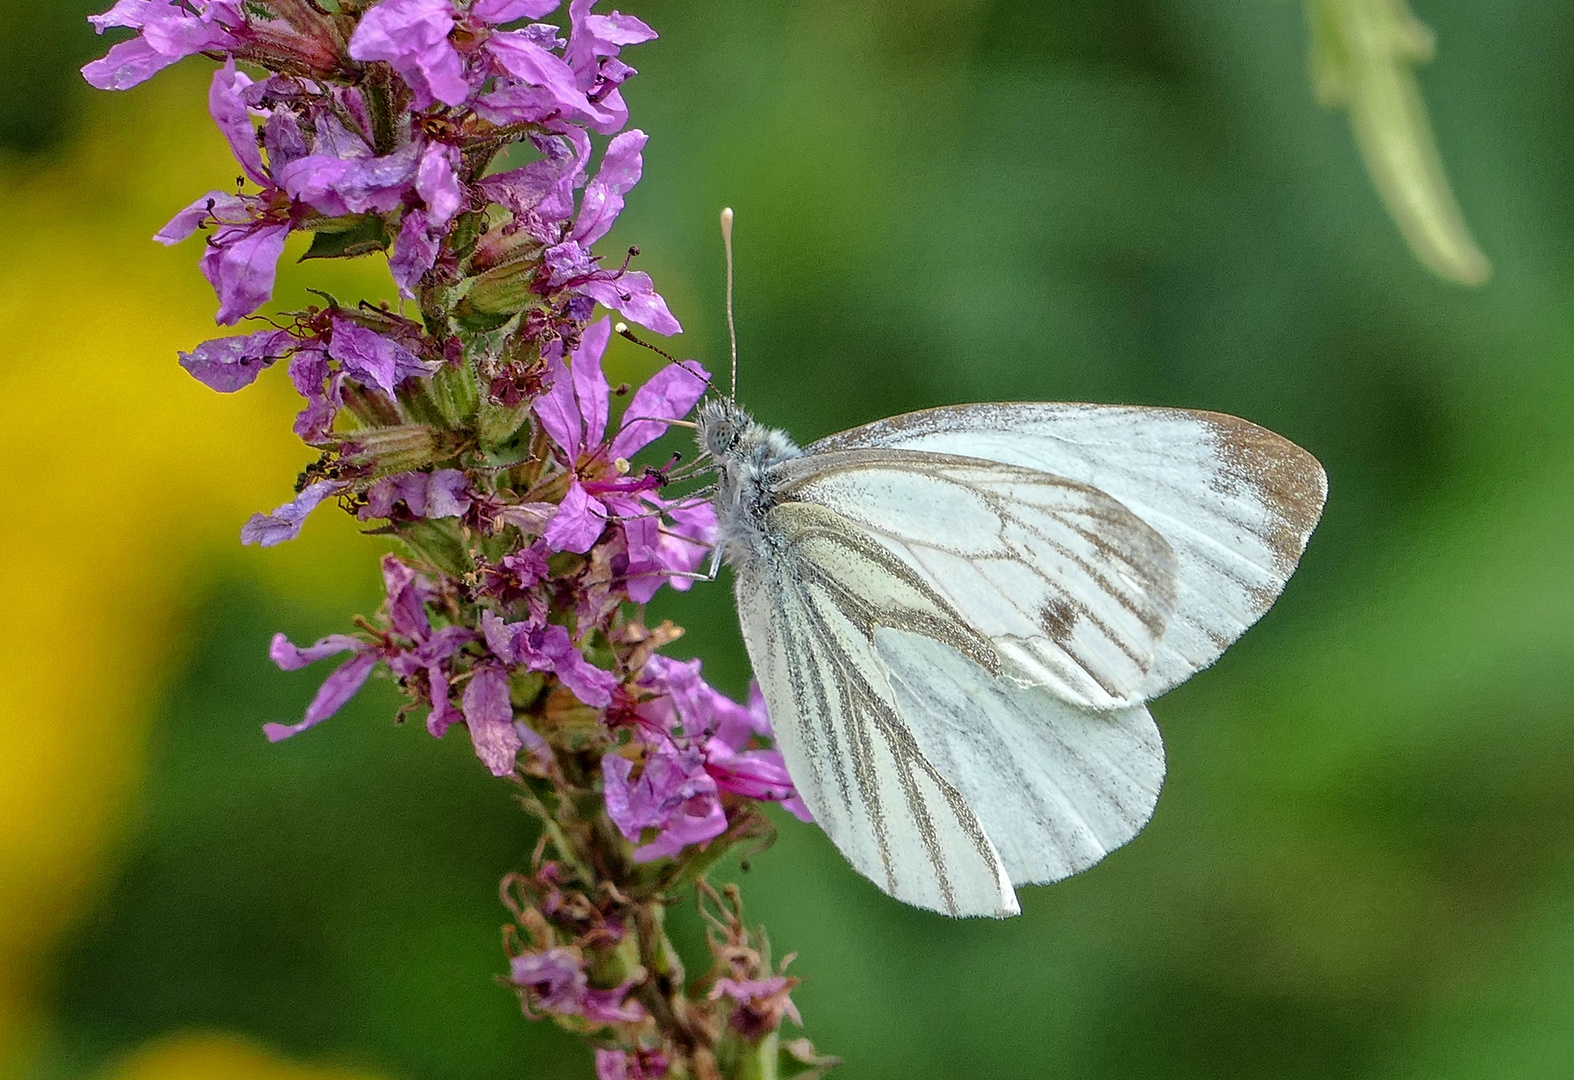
left=1306, top=0, right=1492, bottom=284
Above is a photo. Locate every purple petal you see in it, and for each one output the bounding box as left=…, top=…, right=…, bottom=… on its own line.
left=263, top=650, right=378, bottom=742
left=328, top=316, right=431, bottom=394
left=542, top=240, right=596, bottom=287
left=543, top=480, right=607, bottom=553
left=81, top=35, right=169, bottom=91
left=418, top=624, right=477, bottom=664
left=424, top=469, right=472, bottom=518
left=571, top=129, right=645, bottom=248
left=705, top=742, right=798, bottom=803
left=533, top=341, right=582, bottom=458
left=426, top=663, right=462, bottom=737
left=462, top=664, right=522, bottom=777
left=178, top=328, right=294, bottom=392
left=565, top=0, right=656, bottom=76
left=347, top=0, right=469, bottom=109
left=473, top=0, right=559, bottom=22
left=268, top=631, right=364, bottom=671
left=381, top=554, right=431, bottom=641
left=416, top=140, right=464, bottom=228
left=154, top=190, right=232, bottom=244
left=201, top=222, right=290, bottom=325
left=263, top=109, right=309, bottom=173
left=634, top=790, right=726, bottom=861
left=481, top=609, right=519, bottom=663
left=82, top=2, right=234, bottom=90
left=87, top=0, right=163, bottom=32
left=553, top=645, right=619, bottom=708
left=608, top=360, right=710, bottom=459
left=278, top=142, right=420, bottom=217
left=585, top=10, right=657, bottom=48
left=310, top=112, right=372, bottom=160
left=578, top=271, right=680, bottom=336
left=288, top=346, right=337, bottom=443
left=240, top=480, right=342, bottom=546
left=509, top=948, right=586, bottom=1011
left=476, top=135, right=585, bottom=225
left=208, top=61, right=267, bottom=186
left=571, top=317, right=612, bottom=446
left=485, top=32, right=592, bottom=115
left=581, top=987, right=646, bottom=1024
left=390, top=209, right=441, bottom=299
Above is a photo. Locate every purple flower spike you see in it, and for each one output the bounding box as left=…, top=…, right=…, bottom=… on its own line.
left=241, top=480, right=344, bottom=546
left=178, top=328, right=294, bottom=392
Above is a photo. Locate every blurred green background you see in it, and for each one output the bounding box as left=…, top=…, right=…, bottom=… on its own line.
left=4, top=1, right=1574, bottom=1078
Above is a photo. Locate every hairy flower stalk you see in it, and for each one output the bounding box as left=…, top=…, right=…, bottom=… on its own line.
left=85, top=3, right=835, bottom=1076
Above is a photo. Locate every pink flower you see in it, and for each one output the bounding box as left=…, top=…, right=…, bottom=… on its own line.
left=531, top=319, right=713, bottom=594
left=264, top=557, right=479, bottom=752
left=600, top=656, right=810, bottom=863
left=509, top=948, right=646, bottom=1024
left=82, top=0, right=244, bottom=91
left=178, top=328, right=295, bottom=392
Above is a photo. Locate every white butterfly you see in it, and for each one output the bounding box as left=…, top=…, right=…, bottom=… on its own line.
left=692, top=396, right=1325, bottom=918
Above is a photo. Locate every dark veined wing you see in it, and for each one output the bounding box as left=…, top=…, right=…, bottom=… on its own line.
left=808, top=403, right=1327, bottom=697
left=766, top=449, right=1181, bottom=710
left=734, top=496, right=1166, bottom=915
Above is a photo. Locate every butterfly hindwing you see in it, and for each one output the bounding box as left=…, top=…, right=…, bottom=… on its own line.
left=734, top=501, right=1019, bottom=918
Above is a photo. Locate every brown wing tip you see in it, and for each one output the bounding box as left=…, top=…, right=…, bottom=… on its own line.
left=1193, top=410, right=1328, bottom=568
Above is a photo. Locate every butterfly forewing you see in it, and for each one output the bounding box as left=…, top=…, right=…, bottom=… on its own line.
left=809, top=403, right=1328, bottom=696
left=768, top=450, right=1182, bottom=711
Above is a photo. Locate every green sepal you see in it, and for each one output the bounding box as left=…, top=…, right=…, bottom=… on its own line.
left=394, top=518, right=473, bottom=578
left=300, top=214, right=392, bottom=261
left=430, top=361, right=481, bottom=428
left=338, top=424, right=466, bottom=476
left=477, top=399, right=534, bottom=455
left=454, top=262, right=539, bottom=332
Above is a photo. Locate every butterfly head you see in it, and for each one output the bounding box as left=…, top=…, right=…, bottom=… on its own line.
left=696, top=398, right=800, bottom=470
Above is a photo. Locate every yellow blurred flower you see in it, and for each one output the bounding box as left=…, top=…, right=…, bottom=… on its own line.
left=0, top=65, right=386, bottom=1073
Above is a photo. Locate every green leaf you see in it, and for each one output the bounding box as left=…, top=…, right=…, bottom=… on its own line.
left=300, top=214, right=392, bottom=261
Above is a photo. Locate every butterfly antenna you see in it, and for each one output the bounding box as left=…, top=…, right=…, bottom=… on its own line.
left=721, top=206, right=739, bottom=402
left=613, top=323, right=712, bottom=423
left=614, top=322, right=679, bottom=364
